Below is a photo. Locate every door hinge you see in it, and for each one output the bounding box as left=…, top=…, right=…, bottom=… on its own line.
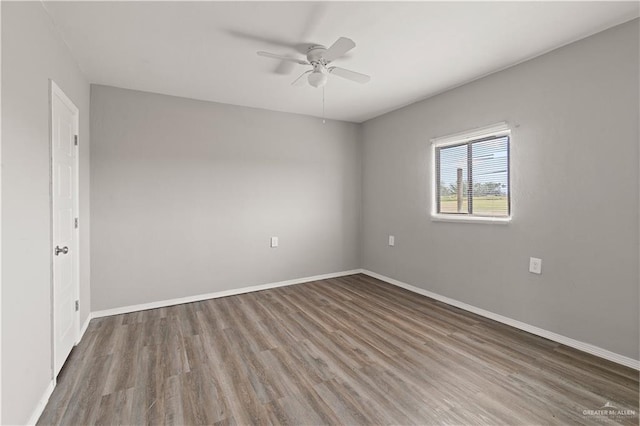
left=75, top=300, right=79, bottom=312
left=74, top=217, right=79, bottom=229
left=74, top=135, right=78, bottom=146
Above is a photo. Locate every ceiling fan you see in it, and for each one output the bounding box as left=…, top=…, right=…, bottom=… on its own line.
left=257, top=37, right=371, bottom=88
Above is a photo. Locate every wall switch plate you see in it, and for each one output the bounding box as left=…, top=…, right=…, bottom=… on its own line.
left=529, top=257, right=542, bottom=274
left=270, top=237, right=278, bottom=248
left=388, top=235, right=395, bottom=246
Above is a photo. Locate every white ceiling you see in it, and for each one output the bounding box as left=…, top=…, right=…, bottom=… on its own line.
left=43, top=1, right=639, bottom=123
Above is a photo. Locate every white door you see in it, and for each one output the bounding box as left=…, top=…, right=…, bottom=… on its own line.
left=51, top=81, right=79, bottom=376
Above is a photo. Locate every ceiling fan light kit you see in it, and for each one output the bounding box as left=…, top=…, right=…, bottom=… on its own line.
left=257, top=37, right=371, bottom=88
left=308, top=70, right=328, bottom=88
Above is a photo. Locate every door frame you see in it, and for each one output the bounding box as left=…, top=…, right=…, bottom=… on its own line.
left=49, top=80, right=81, bottom=379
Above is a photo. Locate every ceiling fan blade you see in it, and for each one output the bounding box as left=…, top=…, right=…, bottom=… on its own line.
left=291, top=70, right=312, bottom=86
left=328, top=67, right=371, bottom=84
left=323, top=37, right=356, bottom=62
left=274, top=61, right=297, bottom=75
left=257, top=51, right=309, bottom=65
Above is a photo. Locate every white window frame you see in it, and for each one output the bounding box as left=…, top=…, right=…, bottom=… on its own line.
left=430, top=122, right=512, bottom=224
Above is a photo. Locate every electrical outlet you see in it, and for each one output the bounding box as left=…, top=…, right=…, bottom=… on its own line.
left=270, top=237, right=278, bottom=248
left=529, top=257, right=542, bottom=274
left=388, top=235, right=395, bottom=246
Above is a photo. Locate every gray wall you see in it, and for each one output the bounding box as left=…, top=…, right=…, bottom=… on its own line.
left=1, top=2, right=91, bottom=424
left=361, top=19, right=639, bottom=359
left=90, top=85, right=361, bottom=311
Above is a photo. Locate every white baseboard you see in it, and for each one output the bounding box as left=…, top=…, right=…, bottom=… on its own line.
left=79, top=267, right=640, bottom=370
left=26, top=380, right=55, bottom=425
left=77, top=313, right=92, bottom=343
left=92, top=269, right=362, bottom=319
left=361, top=269, right=640, bottom=371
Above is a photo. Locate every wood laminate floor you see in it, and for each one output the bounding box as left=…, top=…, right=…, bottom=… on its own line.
left=38, top=274, right=639, bottom=425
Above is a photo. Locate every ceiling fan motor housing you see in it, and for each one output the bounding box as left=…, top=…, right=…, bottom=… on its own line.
left=306, top=45, right=328, bottom=65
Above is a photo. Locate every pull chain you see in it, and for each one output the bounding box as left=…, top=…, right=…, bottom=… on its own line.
left=322, top=86, right=326, bottom=124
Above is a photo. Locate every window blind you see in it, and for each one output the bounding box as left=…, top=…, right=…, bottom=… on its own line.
left=436, top=135, right=510, bottom=218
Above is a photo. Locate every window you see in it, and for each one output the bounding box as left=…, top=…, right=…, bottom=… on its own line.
left=432, top=123, right=511, bottom=222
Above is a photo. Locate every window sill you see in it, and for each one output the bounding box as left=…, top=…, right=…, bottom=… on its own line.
left=431, top=214, right=511, bottom=225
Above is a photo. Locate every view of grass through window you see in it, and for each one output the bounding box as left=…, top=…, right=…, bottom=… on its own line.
left=437, top=135, right=509, bottom=217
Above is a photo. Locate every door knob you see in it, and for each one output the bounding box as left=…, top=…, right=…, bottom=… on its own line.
left=55, top=246, right=69, bottom=256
